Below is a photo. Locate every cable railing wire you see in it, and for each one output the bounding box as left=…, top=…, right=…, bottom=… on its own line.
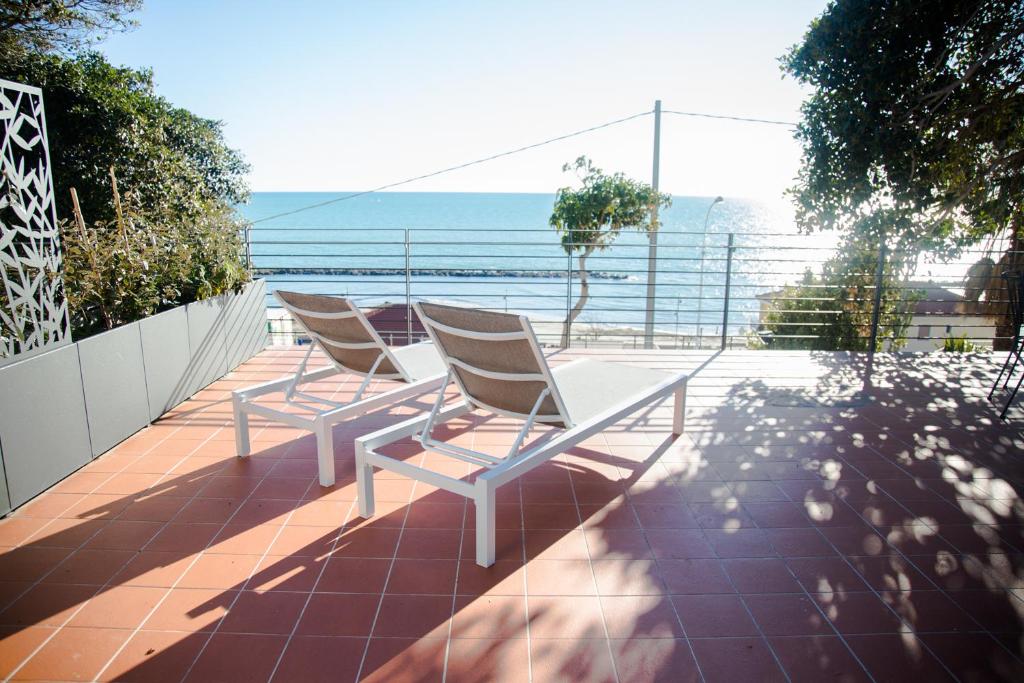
left=249, top=226, right=1014, bottom=350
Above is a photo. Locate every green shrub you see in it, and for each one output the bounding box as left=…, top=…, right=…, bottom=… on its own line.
left=755, top=250, right=918, bottom=352
left=2, top=51, right=250, bottom=339
left=60, top=180, right=248, bottom=337
left=942, top=334, right=979, bottom=353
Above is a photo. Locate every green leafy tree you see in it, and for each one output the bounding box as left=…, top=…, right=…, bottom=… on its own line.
left=550, top=157, right=671, bottom=347
left=0, top=0, right=140, bottom=62
left=783, top=0, right=1024, bottom=345
left=758, top=248, right=917, bottom=351
left=1, top=52, right=250, bottom=338
left=1, top=52, right=249, bottom=228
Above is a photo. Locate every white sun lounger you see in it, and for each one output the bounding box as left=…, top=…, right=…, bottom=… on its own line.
left=233, top=291, right=446, bottom=486
left=355, top=302, right=688, bottom=567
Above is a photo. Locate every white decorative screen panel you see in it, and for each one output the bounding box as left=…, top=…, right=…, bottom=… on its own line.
left=0, top=78, right=70, bottom=364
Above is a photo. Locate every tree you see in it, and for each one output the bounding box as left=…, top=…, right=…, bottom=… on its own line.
left=1, top=52, right=249, bottom=228
left=1, top=52, right=251, bottom=338
left=550, top=157, right=671, bottom=347
left=757, top=248, right=917, bottom=351
left=0, top=0, right=140, bottom=62
left=782, top=0, right=1024, bottom=345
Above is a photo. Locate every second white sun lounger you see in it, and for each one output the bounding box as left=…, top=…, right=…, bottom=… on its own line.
left=355, top=302, right=688, bottom=566
left=233, top=291, right=446, bottom=486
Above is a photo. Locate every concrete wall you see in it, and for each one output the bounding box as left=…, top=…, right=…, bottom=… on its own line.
left=0, top=280, right=267, bottom=513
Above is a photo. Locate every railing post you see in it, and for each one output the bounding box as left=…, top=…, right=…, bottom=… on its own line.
left=868, top=239, right=886, bottom=354
left=244, top=225, right=252, bottom=274
left=720, top=233, right=734, bottom=350
left=644, top=100, right=662, bottom=350
left=404, top=229, right=412, bottom=345
left=565, top=237, right=573, bottom=349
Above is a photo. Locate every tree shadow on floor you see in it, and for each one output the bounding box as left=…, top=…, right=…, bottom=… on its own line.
left=3, top=349, right=1023, bottom=681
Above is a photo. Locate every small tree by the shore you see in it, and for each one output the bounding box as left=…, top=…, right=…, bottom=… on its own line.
left=550, top=157, right=671, bottom=347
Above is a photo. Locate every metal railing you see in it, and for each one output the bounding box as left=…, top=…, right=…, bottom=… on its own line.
left=246, top=226, right=1019, bottom=353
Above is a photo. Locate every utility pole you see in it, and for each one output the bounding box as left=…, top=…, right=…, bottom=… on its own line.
left=644, top=99, right=662, bottom=349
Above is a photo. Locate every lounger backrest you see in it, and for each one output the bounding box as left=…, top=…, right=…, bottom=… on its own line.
left=415, top=302, right=570, bottom=426
left=275, top=291, right=407, bottom=380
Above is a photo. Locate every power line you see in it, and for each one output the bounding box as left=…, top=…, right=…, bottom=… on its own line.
left=247, top=106, right=799, bottom=224
left=249, top=110, right=653, bottom=224
left=662, top=109, right=797, bottom=127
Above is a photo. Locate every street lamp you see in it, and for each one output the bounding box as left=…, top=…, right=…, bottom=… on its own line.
left=695, top=196, right=724, bottom=349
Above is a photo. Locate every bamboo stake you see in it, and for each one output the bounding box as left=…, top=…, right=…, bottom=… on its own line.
left=69, top=187, right=87, bottom=238
left=109, top=166, right=127, bottom=245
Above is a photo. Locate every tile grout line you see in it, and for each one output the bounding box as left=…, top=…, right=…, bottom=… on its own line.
left=675, top=461, right=794, bottom=683
left=734, top=485, right=878, bottom=682
left=172, top=468, right=322, bottom=683
left=89, top=409, right=288, bottom=683
left=439, top=445, right=472, bottom=683
left=5, top=416, right=232, bottom=683
left=261, top=368, right=376, bottom=682
left=620, top=459, right=707, bottom=683
left=518, top=463, right=534, bottom=683
left=352, top=445, right=424, bottom=682
left=564, top=447, right=621, bottom=683
left=262, top=493, right=360, bottom=683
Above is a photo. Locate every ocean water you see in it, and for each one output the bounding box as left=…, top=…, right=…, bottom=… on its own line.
left=238, top=192, right=825, bottom=339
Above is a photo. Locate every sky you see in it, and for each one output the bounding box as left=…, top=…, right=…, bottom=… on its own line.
left=98, top=0, right=829, bottom=199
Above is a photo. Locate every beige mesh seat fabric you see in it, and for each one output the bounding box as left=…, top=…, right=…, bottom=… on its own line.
left=416, top=302, right=676, bottom=426
left=415, top=302, right=569, bottom=425
left=552, top=358, right=676, bottom=425
left=275, top=290, right=405, bottom=379
left=232, top=292, right=446, bottom=487
left=355, top=301, right=689, bottom=567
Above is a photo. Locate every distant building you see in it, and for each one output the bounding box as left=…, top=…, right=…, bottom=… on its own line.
left=363, top=303, right=426, bottom=346
left=269, top=300, right=426, bottom=347
left=755, top=282, right=995, bottom=350
left=903, top=282, right=994, bottom=351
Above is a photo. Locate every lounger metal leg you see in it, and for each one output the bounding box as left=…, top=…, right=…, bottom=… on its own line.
left=1001, top=368, right=1024, bottom=420
left=233, top=394, right=250, bottom=457
left=672, top=380, right=687, bottom=435
left=355, top=444, right=375, bottom=518
left=1004, top=347, right=1021, bottom=390
left=314, top=418, right=336, bottom=487
left=475, top=479, right=496, bottom=567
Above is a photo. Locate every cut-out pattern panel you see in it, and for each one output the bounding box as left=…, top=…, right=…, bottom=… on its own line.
left=0, top=78, right=69, bottom=364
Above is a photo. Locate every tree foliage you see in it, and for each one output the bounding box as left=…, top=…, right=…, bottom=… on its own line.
left=61, top=179, right=248, bottom=337
left=1, top=51, right=251, bottom=338
left=0, top=0, right=140, bottom=62
left=783, top=0, right=1024, bottom=348
left=757, top=248, right=917, bottom=352
left=1, top=52, right=249, bottom=227
left=550, top=157, right=671, bottom=346
left=783, top=0, right=1024, bottom=254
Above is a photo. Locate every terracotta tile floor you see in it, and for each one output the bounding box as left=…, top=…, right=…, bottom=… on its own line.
left=1, top=347, right=1023, bottom=682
